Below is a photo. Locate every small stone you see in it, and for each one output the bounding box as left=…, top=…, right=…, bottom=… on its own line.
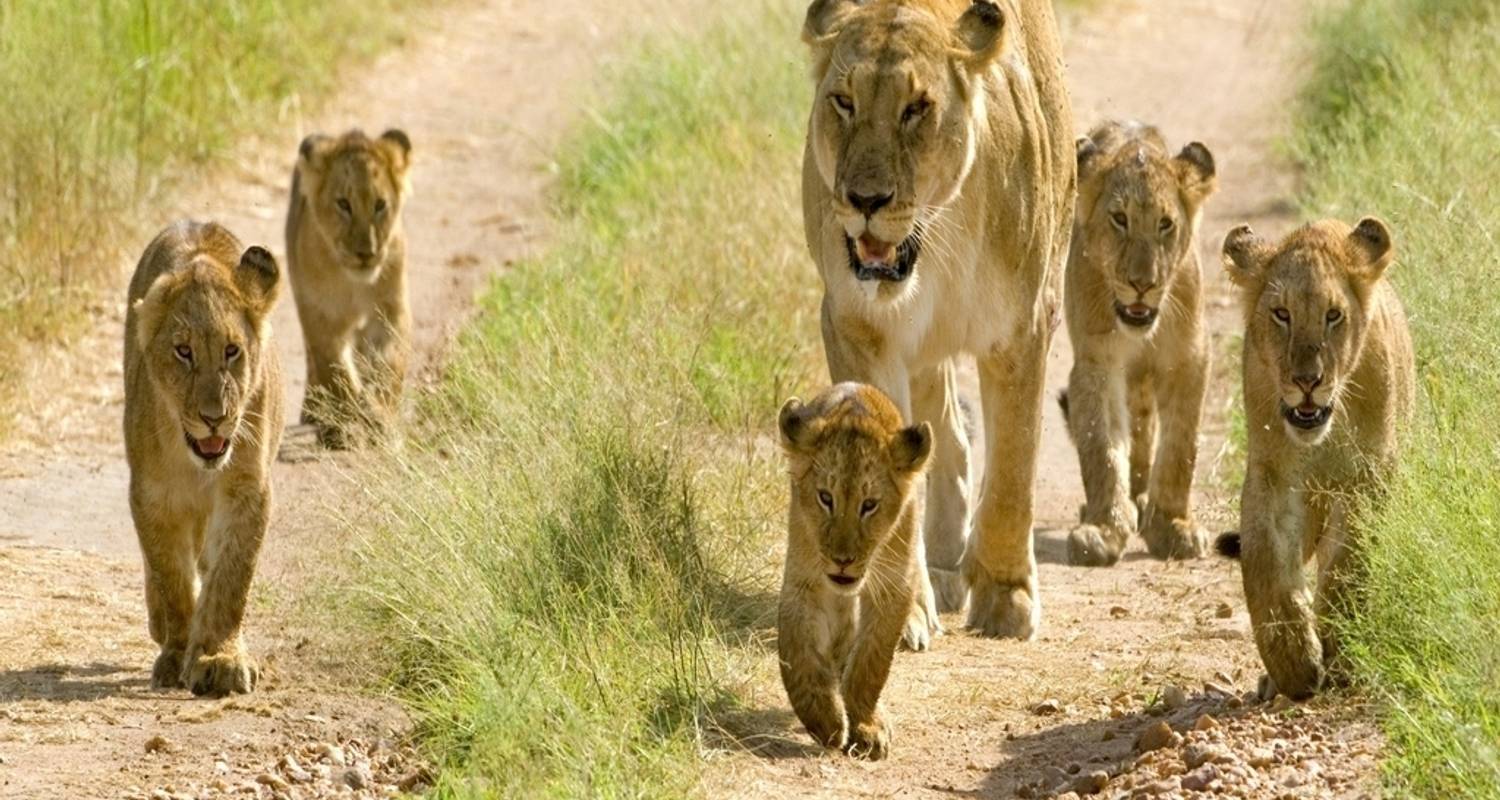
left=1226, top=695, right=1244, bottom=709
left=1270, top=694, right=1294, bottom=712
left=1193, top=713, right=1219, bottom=731
left=314, top=742, right=348, bottom=766
left=1161, top=685, right=1187, bottom=710
left=1071, top=770, right=1109, bottom=796
left=1141, top=776, right=1180, bottom=795
left=1203, top=680, right=1234, bottom=697
left=1215, top=601, right=1234, bottom=618
left=1032, top=698, right=1063, bottom=715
left=254, top=774, right=289, bottom=792
left=1041, top=765, right=1070, bottom=788
left=1182, top=763, right=1218, bottom=791
left=1247, top=748, right=1276, bottom=768
left=1101, top=728, right=1115, bottom=742
left=144, top=735, right=172, bottom=754
left=1109, top=605, right=1129, bottom=618
left=340, top=768, right=367, bottom=791
left=1135, top=721, right=1178, bottom=753
left=1184, top=743, right=1234, bottom=768
left=214, top=761, right=230, bottom=776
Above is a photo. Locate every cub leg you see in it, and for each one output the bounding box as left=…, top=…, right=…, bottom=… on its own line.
left=1063, top=354, right=1135, bottom=567
left=964, top=323, right=1050, bottom=639
left=1240, top=474, right=1323, bottom=699
left=910, top=361, right=971, bottom=614
left=354, top=302, right=410, bottom=439
left=133, top=499, right=197, bottom=690
left=842, top=539, right=916, bottom=760
left=1312, top=496, right=1356, bottom=683
left=1126, top=361, right=1156, bottom=506
left=778, top=583, right=852, bottom=751
left=182, top=483, right=270, bottom=697
left=302, top=330, right=361, bottom=450
left=1140, top=348, right=1209, bottom=559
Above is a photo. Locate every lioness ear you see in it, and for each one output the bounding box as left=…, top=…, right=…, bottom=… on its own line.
left=1222, top=223, right=1271, bottom=288
left=1173, top=141, right=1217, bottom=207
left=890, top=422, right=933, bottom=474
left=235, top=246, right=280, bottom=325
left=1348, top=216, right=1394, bottom=283
left=779, top=397, right=823, bottom=454
left=803, top=0, right=859, bottom=43
left=954, top=0, right=1007, bottom=69
left=379, top=129, right=413, bottom=176
left=132, top=274, right=177, bottom=354
left=1076, top=136, right=1103, bottom=181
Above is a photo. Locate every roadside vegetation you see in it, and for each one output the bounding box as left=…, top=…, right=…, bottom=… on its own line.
left=1293, top=1, right=1500, bottom=795
left=0, top=0, right=427, bottom=435
left=336, top=4, right=816, bottom=795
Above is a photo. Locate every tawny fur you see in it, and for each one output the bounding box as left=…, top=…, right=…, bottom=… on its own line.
left=1060, top=121, right=1218, bottom=566
left=123, top=221, right=285, bottom=697
left=778, top=383, right=932, bottom=760
left=286, top=128, right=412, bottom=449
left=1222, top=217, right=1414, bottom=699
left=801, top=0, right=1074, bottom=644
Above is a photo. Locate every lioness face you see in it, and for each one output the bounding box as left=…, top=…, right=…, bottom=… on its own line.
left=804, top=0, right=1008, bottom=286
left=136, top=249, right=279, bottom=470
left=1224, top=218, right=1395, bottom=447
left=1077, top=134, right=1216, bottom=336
left=780, top=384, right=931, bottom=594
left=299, top=130, right=411, bottom=282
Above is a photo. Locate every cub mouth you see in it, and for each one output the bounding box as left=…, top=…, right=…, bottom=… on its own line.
left=1114, top=301, right=1159, bottom=328
left=827, top=573, right=860, bottom=588
left=185, top=432, right=231, bottom=464
left=1281, top=401, right=1333, bottom=431
left=845, top=229, right=921, bottom=283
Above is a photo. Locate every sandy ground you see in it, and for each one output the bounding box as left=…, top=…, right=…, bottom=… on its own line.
left=0, top=0, right=1384, bottom=799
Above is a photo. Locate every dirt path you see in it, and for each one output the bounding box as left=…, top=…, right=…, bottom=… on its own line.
left=705, top=1, right=1383, bottom=798
left=0, top=1, right=637, bottom=796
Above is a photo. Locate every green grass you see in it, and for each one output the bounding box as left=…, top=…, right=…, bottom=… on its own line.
left=336, top=4, right=817, bottom=795
left=1293, top=1, right=1500, bottom=795
left=0, top=0, right=428, bottom=435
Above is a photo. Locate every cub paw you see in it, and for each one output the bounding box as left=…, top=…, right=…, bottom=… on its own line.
left=962, top=562, right=1039, bottom=640
left=1067, top=523, right=1126, bottom=567
left=150, top=648, right=185, bottom=690
left=929, top=566, right=967, bottom=614
left=846, top=714, right=891, bottom=760
left=1141, top=511, right=1208, bottom=560
left=183, top=648, right=258, bottom=698
left=900, top=599, right=940, bottom=652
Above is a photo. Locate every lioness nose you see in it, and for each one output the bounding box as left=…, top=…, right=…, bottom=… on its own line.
left=1292, top=373, right=1323, bottom=393
left=200, top=412, right=226, bottom=429
left=847, top=190, right=893, bottom=218
left=1129, top=276, right=1156, bottom=294
left=832, top=556, right=856, bottom=568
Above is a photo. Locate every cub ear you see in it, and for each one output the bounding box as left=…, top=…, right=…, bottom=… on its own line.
left=132, top=274, right=177, bottom=354
left=1076, top=135, right=1103, bottom=181
left=379, top=129, right=413, bottom=176
left=954, top=0, right=1007, bottom=69
left=235, top=246, right=281, bottom=324
left=803, top=0, right=859, bottom=43
left=1173, top=141, right=1217, bottom=206
left=779, top=397, right=823, bottom=454
left=889, top=421, right=933, bottom=474
left=1348, top=216, right=1395, bottom=282
left=1222, top=223, right=1271, bottom=289
left=298, top=134, right=333, bottom=174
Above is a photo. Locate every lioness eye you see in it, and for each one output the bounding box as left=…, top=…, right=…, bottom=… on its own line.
left=830, top=94, right=853, bottom=115
left=1110, top=211, right=1129, bottom=230
left=1326, top=308, right=1343, bottom=324
left=174, top=344, right=193, bottom=362
left=1158, top=217, right=1174, bottom=234
left=817, top=490, right=834, bottom=512
left=336, top=198, right=352, bottom=215
left=1273, top=308, right=1291, bottom=323
left=859, top=498, right=879, bottom=517
left=225, top=344, right=241, bottom=361
left=901, top=97, right=930, bottom=125
left=374, top=198, right=388, bottom=215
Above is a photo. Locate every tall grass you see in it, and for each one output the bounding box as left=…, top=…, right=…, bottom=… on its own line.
left=0, top=0, right=426, bottom=434
left=338, top=4, right=817, bottom=795
left=1293, top=2, right=1500, bottom=795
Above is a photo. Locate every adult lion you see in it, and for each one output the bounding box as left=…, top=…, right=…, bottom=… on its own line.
left=124, top=221, right=285, bottom=696
left=801, top=0, right=1074, bottom=643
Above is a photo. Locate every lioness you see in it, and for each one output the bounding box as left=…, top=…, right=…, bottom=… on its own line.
left=1060, top=121, right=1217, bottom=566
left=124, top=221, right=285, bottom=696
left=778, top=383, right=932, bottom=759
left=1220, top=217, right=1414, bottom=699
left=286, top=128, right=412, bottom=448
left=801, top=0, right=1074, bottom=644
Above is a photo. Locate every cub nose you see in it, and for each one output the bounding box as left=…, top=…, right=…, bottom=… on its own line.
left=1129, top=276, right=1156, bottom=294
left=846, top=190, right=893, bottom=218
left=831, top=555, right=856, bottom=569
left=1292, top=373, right=1323, bottom=394
left=200, top=412, right=226, bottom=429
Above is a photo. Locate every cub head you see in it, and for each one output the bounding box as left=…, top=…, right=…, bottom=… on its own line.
left=297, top=128, right=412, bottom=281
left=779, top=383, right=932, bottom=594
left=803, top=0, right=1008, bottom=287
left=1223, top=217, right=1395, bottom=446
left=1075, top=121, right=1217, bottom=335
left=134, top=244, right=280, bottom=470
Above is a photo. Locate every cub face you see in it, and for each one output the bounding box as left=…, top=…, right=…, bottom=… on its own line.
left=297, top=129, right=412, bottom=281
left=802, top=0, right=1008, bottom=286
left=779, top=383, right=932, bottom=594
left=1223, top=217, right=1396, bottom=446
left=133, top=247, right=280, bottom=469
left=1075, top=123, right=1217, bottom=335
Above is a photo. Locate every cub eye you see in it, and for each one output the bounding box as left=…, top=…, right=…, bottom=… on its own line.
left=1272, top=307, right=1291, bottom=324
left=374, top=198, right=388, bottom=215
left=859, top=498, right=879, bottom=517
left=1326, top=308, right=1343, bottom=324
left=901, top=97, right=930, bottom=125
left=817, top=490, right=834, bottom=512
left=336, top=198, right=352, bottom=215
left=1110, top=211, right=1129, bottom=230
left=830, top=93, right=854, bottom=116
left=1158, top=217, right=1174, bottom=234
left=225, top=344, right=241, bottom=361
left=174, top=344, right=193, bottom=362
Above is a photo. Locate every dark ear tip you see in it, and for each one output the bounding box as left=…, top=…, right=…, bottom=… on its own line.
left=1354, top=216, right=1391, bottom=244
left=1181, top=141, right=1215, bottom=175
left=1214, top=532, right=1242, bottom=559
left=971, top=0, right=1002, bottom=21
left=381, top=128, right=413, bottom=154
left=298, top=134, right=322, bottom=160
left=240, top=246, right=278, bottom=278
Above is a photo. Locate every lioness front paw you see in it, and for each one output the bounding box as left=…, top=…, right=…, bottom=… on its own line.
left=929, top=566, right=967, bottom=614
left=1141, top=511, right=1208, bottom=560
left=1067, top=523, right=1127, bottom=567
left=962, top=562, right=1039, bottom=640
left=900, top=599, right=940, bottom=652
left=846, top=713, right=891, bottom=760
left=150, top=648, right=185, bottom=690
left=183, top=648, right=258, bottom=698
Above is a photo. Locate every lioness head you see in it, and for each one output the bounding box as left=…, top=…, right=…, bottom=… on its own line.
left=297, top=129, right=412, bottom=281
left=1075, top=121, right=1216, bottom=334
left=779, top=383, right=932, bottom=594
left=1223, top=217, right=1395, bottom=446
left=134, top=245, right=280, bottom=469
left=803, top=0, right=1008, bottom=285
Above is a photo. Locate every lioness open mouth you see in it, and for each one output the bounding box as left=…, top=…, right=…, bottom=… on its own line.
left=186, top=432, right=230, bottom=463
left=1282, top=401, right=1333, bottom=431
left=1114, top=301, right=1159, bottom=328
left=845, top=229, right=921, bottom=283
left=827, top=573, right=859, bottom=587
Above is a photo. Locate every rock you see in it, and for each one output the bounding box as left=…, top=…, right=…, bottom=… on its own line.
left=1216, top=601, right=1234, bottom=618
left=314, top=742, right=348, bottom=766
left=1066, top=762, right=1082, bottom=774
left=340, top=767, right=367, bottom=791
left=1193, top=713, right=1219, bottom=731
left=1032, top=698, right=1063, bottom=716
left=1101, top=728, right=1115, bottom=742
left=1270, top=694, right=1294, bottom=712
left=253, top=774, right=288, bottom=792
left=1135, top=721, right=1179, bottom=753
left=1226, top=694, right=1244, bottom=709
left=1184, top=743, right=1234, bottom=768
left=1247, top=748, right=1276, bottom=768
left=1071, top=770, right=1109, bottom=796
left=144, top=735, right=172, bottom=754
left=1182, top=763, right=1219, bottom=791
left=213, top=761, right=230, bottom=776
left=1041, top=765, right=1070, bottom=789
left=1203, top=680, right=1234, bottom=697
left=1140, top=776, right=1180, bottom=795
left=1161, top=685, right=1187, bottom=710
left=397, top=767, right=435, bottom=792
left=1109, top=605, right=1129, bottom=618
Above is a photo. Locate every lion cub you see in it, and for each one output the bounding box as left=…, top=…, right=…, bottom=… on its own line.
left=1221, top=217, right=1414, bottom=699
left=124, top=221, right=285, bottom=696
left=286, top=128, right=412, bottom=448
left=777, top=383, right=932, bottom=759
left=1061, top=121, right=1218, bottom=566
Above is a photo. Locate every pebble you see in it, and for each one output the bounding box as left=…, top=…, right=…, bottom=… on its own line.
left=1135, top=721, right=1179, bottom=753
left=254, top=773, right=289, bottom=792
left=1109, top=605, right=1130, bottom=618
left=1161, top=685, right=1187, bottom=710
left=1033, top=698, right=1063, bottom=715
left=1071, top=770, right=1109, bottom=796
left=1183, top=743, right=1234, bottom=768
left=314, top=742, right=348, bottom=766
left=1140, top=776, right=1180, bottom=795
left=1041, top=765, right=1070, bottom=788
left=1181, top=763, right=1219, bottom=791
left=1215, top=601, right=1234, bottom=618
left=1270, top=694, right=1294, bottom=712
left=144, top=735, right=172, bottom=754
left=1193, top=713, right=1219, bottom=731
left=340, top=767, right=367, bottom=791
left=1247, top=747, right=1276, bottom=767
